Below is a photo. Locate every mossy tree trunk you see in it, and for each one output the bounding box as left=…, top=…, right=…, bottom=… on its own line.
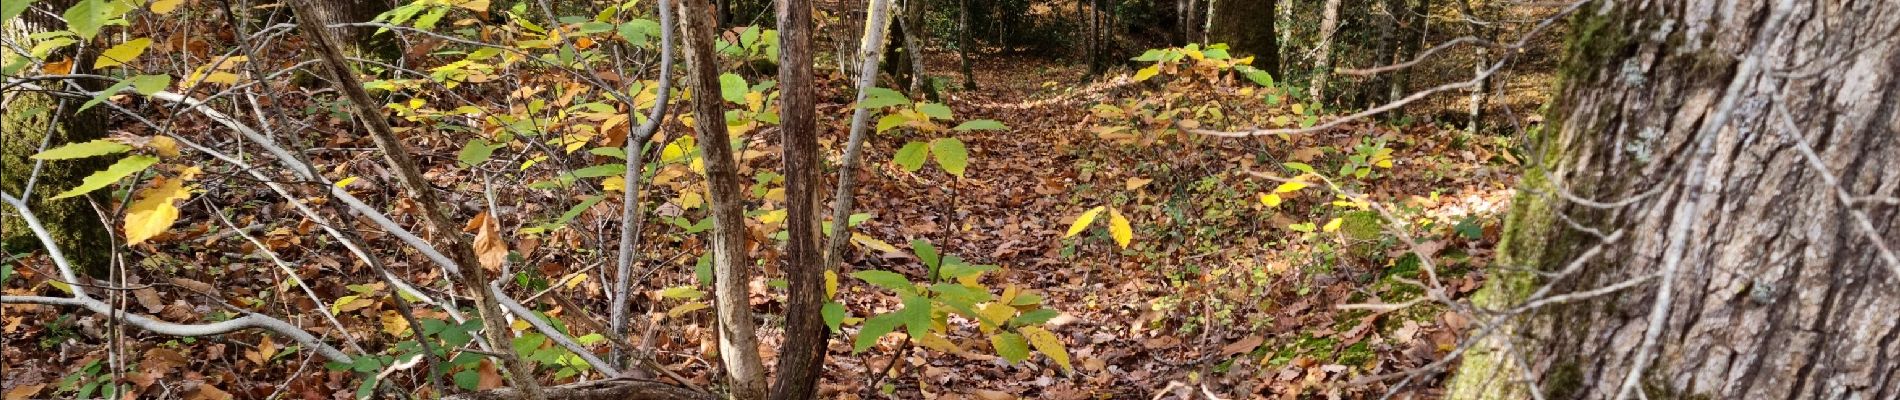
left=2, top=0, right=113, bottom=278
left=1208, top=0, right=1278, bottom=77
left=1448, top=1, right=1900, bottom=398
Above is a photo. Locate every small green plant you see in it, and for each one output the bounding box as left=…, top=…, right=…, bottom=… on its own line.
left=834, top=240, right=1072, bottom=372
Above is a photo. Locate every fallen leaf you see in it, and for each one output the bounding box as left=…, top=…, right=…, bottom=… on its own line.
left=472, top=211, right=508, bottom=271
left=1221, top=335, right=1264, bottom=356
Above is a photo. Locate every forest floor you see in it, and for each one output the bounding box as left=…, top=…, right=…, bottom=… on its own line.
left=1, top=44, right=1538, bottom=400
left=786, top=51, right=1530, bottom=398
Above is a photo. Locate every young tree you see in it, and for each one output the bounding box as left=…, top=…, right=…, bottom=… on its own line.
left=770, top=0, right=829, bottom=396
left=2, top=0, right=113, bottom=278
left=1448, top=0, right=1900, bottom=398
left=1207, top=0, right=1278, bottom=77
left=677, top=0, right=767, bottom=397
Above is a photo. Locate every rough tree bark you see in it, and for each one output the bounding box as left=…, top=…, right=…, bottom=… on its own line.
left=1310, top=0, right=1340, bottom=104
left=2, top=0, right=113, bottom=278
left=956, top=0, right=975, bottom=89
left=309, top=0, right=396, bottom=59
left=1447, top=0, right=1900, bottom=399
left=900, top=0, right=931, bottom=98
left=769, top=0, right=828, bottom=395
left=678, top=0, right=767, bottom=398
left=1208, top=0, right=1278, bottom=77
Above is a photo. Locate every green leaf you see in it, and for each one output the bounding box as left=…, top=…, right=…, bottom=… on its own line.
left=1283, top=162, right=1315, bottom=175
left=570, top=163, right=626, bottom=178
left=1239, top=65, right=1275, bottom=87
left=1010, top=308, right=1060, bottom=326
left=850, top=270, right=914, bottom=294
left=952, top=119, right=1008, bottom=131
left=938, top=262, right=996, bottom=280
left=928, top=137, right=968, bottom=177
left=1, top=0, right=35, bottom=22
left=92, top=37, right=150, bottom=69
left=991, top=332, right=1030, bottom=363
left=79, top=79, right=134, bottom=111
left=126, top=74, right=170, bottom=95
left=892, top=141, right=927, bottom=172
left=860, top=87, right=911, bottom=109
left=854, top=313, right=902, bottom=352
left=458, top=139, right=500, bottom=166
left=917, top=103, right=952, bottom=120
left=587, top=146, right=626, bottom=160
left=909, top=239, right=940, bottom=271
left=897, top=292, right=932, bottom=339
left=718, top=73, right=747, bottom=103
left=412, top=6, right=449, bottom=30
left=52, top=155, right=156, bottom=200
left=31, top=139, right=130, bottom=160
left=64, top=0, right=115, bottom=41
left=822, top=301, right=847, bottom=333
left=453, top=370, right=480, bottom=390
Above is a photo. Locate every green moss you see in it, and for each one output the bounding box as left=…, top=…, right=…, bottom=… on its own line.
left=3, top=26, right=114, bottom=278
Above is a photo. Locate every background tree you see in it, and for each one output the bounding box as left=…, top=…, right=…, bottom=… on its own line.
left=1207, top=0, right=1277, bottom=77
left=2, top=0, right=113, bottom=278
left=1448, top=0, right=1900, bottom=398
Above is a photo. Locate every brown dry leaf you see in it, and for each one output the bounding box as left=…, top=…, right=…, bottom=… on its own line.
left=133, top=287, right=165, bottom=313
left=472, top=211, right=508, bottom=271
left=182, top=383, right=233, bottom=400
left=4, top=384, right=45, bottom=400
left=1222, top=335, right=1264, bottom=356
left=1125, top=177, right=1153, bottom=190
left=170, top=278, right=216, bottom=294
left=141, top=347, right=188, bottom=375
left=972, top=389, right=1015, bottom=400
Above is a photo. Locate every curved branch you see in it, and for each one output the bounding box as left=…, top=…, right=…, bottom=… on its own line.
left=1, top=295, right=354, bottom=363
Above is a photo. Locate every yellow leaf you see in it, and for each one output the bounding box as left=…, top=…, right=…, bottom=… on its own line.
left=1291, top=103, right=1306, bottom=115
left=667, top=301, right=710, bottom=318
left=918, top=332, right=959, bottom=353
left=472, top=211, right=508, bottom=271
left=452, top=0, right=491, bottom=11
left=147, top=135, right=180, bottom=158
left=1260, top=193, right=1282, bottom=207
left=150, top=0, right=184, bottom=14
left=124, top=177, right=191, bottom=245
left=255, top=336, right=278, bottom=362
left=1133, top=65, right=1160, bottom=82
left=977, top=303, right=1015, bottom=332
left=678, top=191, right=703, bottom=209
left=824, top=270, right=839, bottom=299
left=852, top=233, right=901, bottom=254
left=94, top=38, right=153, bottom=69
left=334, top=176, right=359, bottom=189
left=1273, top=180, right=1309, bottom=193
left=1323, top=218, right=1343, bottom=233
left=562, top=273, right=588, bottom=290
left=602, top=175, right=625, bottom=191
left=1065, top=206, right=1105, bottom=238
left=1270, top=115, right=1291, bottom=126
left=1107, top=209, right=1133, bottom=249
left=1020, top=326, right=1072, bottom=372
left=380, top=310, right=411, bottom=336
left=1125, top=177, right=1152, bottom=190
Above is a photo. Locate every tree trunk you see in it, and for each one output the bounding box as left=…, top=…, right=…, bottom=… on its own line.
left=677, top=0, right=767, bottom=398
left=1387, top=0, right=1427, bottom=118
left=2, top=0, right=114, bottom=278
left=1207, top=0, right=1278, bottom=77
left=768, top=0, right=827, bottom=395
left=956, top=0, right=976, bottom=89
left=309, top=0, right=396, bottom=60
left=1310, top=0, right=1340, bottom=104
left=900, top=0, right=931, bottom=98
left=1456, top=0, right=1487, bottom=134
left=1447, top=1, right=1900, bottom=399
